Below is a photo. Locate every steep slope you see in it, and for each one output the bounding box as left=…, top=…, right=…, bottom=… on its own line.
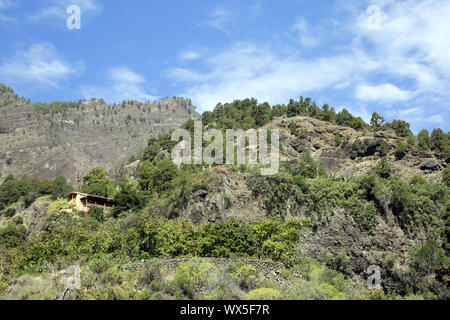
left=0, top=86, right=198, bottom=185
left=115, top=115, right=448, bottom=294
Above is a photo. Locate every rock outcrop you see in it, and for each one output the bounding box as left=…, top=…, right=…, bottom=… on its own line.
left=265, top=116, right=447, bottom=182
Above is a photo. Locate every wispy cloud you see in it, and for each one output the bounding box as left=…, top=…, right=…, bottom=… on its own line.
left=178, top=50, right=202, bottom=61
left=292, top=18, right=319, bottom=48
left=81, top=67, right=157, bottom=103
left=168, top=0, right=450, bottom=131
left=28, top=0, right=100, bottom=22
left=167, top=42, right=362, bottom=112
left=0, top=43, right=80, bottom=86
left=355, top=83, right=413, bottom=103
left=207, top=6, right=235, bottom=33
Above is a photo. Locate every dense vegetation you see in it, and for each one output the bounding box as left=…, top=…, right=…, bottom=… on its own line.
left=0, top=94, right=449, bottom=300
left=0, top=175, right=72, bottom=213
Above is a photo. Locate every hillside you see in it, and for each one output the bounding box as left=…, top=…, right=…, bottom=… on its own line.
left=0, top=84, right=198, bottom=185
left=0, top=94, right=448, bottom=301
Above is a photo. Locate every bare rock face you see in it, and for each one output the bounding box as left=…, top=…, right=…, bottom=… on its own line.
left=297, top=209, right=426, bottom=291
left=166, top=171, right=267, bottom=224
left=0, top=90, right=198, bottom=185
left=117, top=160, right=142, bottom=184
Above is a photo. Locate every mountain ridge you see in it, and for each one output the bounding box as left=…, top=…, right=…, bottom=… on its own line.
left=0, top=84, right=199, bottom=185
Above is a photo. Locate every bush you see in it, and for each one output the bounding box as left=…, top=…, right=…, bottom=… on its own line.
left=4, top=207, right=16, bottom=217
left=48, top=198, right=69, bottom=214
left=379, top=142, right=388, bottom=157
left=174, top=259, right=217, bottom=299
left=24, top=192, right=39, bottom=208
left=395, top=142, right=408, bottom=160
left=245, top=288, right=281, bottom=300
left=139, top=159, right=178, bottom=193
left=297, top=129, right=306, bottom=140
left=376, top=157, right=391, bottom=179
left=334, top=134, right=342, bottom=147
left=2, top=275, right=60, bottom=300
left=89, top=207, right=105, bottom=222
left=112, top=184, right=146, bottom=217
left=199, top=220, right=259, bottom=258
left=248, top=173, right=304, bottom=217
left=229, top=262, right=259, bottom=291
left=443, top=166, right=450, bottom=187
left=289, top=122, right=297, bottom=135
left=0, top=224, right=27, bottom=248
left=298, top=152, right=317, bottom=178
left=81, top=167, right=115, bottom=198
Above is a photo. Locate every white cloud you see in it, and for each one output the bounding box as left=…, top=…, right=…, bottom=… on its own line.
left=28, top=0, right=100, bottom=22
left=81, top=67, right=157, bottom=103
left=355, top=83, right=412, bottom=102
left=178, top=50, right=202, bottom=61
left=207, top=6, right=235, bottom=33
left=167, top=42, right=363, bottom=112
left=0, top=43, right=79, bottom=86
left=355, top=0, right=450, bottom=91
left=292, top=18, right=319, bottom=48
left=167, top=0, right=450, bottom=131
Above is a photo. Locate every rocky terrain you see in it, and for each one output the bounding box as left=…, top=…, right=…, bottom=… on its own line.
left=0, top=86, right=198, bottom=185
left=113, top=115, right=447, bottom=292
left=269, top=116, right=447, bottom=183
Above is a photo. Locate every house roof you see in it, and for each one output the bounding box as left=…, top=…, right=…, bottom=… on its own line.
left=68, top=192, right=114, bottom=203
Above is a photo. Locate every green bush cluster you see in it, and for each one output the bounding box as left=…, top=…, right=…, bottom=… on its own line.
left=0, top=175, right=72, bottom=212
left=0, top=207, right=311, bottom=280
left=81, top=167, right=115, bottom=198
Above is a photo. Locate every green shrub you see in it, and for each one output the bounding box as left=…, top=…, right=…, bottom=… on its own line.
left=297, top=129, right=306, bottom=139
left=4, top=207, right=16, bottom=217
left=298, top=151, right=317, bottom=178
left=48, top=198, right=69, bottom=214
left=245, top=288, right=281, bottom=300
left=174, top=258, right=216, bottom=298
left=0, top=281, right=8, bottom=295
left=112, top=184, right=146, bottom=217
left=2, top=275, right=60, bottom=300
left=379, top=141, right=388, bottom=157
left=81, top=167, right=115, bottom=198
left=199, top=220, right=259, bottom=258
left=89, top=207, right=105, bottom=222
left=443, top=166, right=450, bottom=187
left=395, top=142, right=408, bottom=160
left=24, top=192, right=39, bottom=208
left=139, top=159, right=178, bottom=193
left=289, top=122, right=297, bottom=135
left=229, top=262, right=259, bottom=291
left=376, top=157, right=391, bottom=179
left=0, top=224, right=27, bottom=248
left=247, top=173, right=304, bottom=217
left=334, top=134, right=342, bottom=147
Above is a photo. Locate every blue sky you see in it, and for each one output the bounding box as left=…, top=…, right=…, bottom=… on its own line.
left=0, top=0, right=449, bottom=133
